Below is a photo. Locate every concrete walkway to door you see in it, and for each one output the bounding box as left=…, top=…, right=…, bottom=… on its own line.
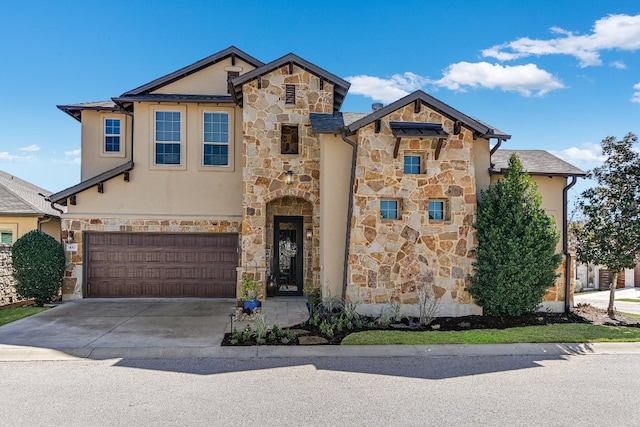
left=0, top=297, right=309, bottom=360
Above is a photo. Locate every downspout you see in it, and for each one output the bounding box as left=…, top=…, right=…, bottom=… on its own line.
left=489, top=138, right=503, bottom=155
left=340, top=131, right=358, bottom=300
left=563, top=175, right=578, bottom=313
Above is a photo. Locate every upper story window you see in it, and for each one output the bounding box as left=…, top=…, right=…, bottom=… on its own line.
left=404, top=155, right=421, bottom=174
left=285, top=84, right=296, bottom=104
left=155, top=111, right=181, bottom=165
left=281, top=125, right=299, bottom=154
left=380, top=199, right=401, bottom=220
left=104, top=118, right=121, bottom=153
left=203, top=112, right=229, bottom=166
left=0, top=230, right=12, bottom=245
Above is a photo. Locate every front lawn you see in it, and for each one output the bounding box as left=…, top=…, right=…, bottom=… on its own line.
left=341, top=323, right=640, bottom=345
left=0, top=307, right=48, bottom=327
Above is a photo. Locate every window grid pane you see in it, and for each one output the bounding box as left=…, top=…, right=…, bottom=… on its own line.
left=0, top=231, right=12, bottom=245
left=156, top=143, right=181, bottom=165
left=203, top=113, right=229, bottom=143
left=380, top=200, right=399, bottom=219
left=204, top=144, right=229, bottom=166
left=428, top=201, right=445, bottom=220
left=404, top=155, right=421, bottom=174
left=155, top=111, right=181, bottom=142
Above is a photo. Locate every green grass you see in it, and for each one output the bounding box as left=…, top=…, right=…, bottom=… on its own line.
left=0, top=307, right=48, bottom=327
left=341, top=324, right=640, bottom=345
left=621, top=312, right=640, bottom=319
left=616, top=298, right=640, bottom=303
left=577, top=290, right=600, bottom=295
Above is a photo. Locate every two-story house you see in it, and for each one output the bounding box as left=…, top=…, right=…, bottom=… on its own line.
left=51, top=46, right=584, bottom=316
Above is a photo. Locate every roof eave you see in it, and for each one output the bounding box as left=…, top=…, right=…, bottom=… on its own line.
left=122, top=46, right=264, bottom=96
left=50, top=161, right=134, bottom=205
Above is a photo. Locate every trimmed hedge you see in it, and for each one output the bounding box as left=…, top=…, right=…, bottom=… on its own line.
left=12, top=230, right=65, bottom=306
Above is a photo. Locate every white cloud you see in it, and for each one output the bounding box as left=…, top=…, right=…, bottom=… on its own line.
left=551, top=143, right=606, bottom=168
left=632, top=83, right=640, bottom=103
left=610, top=60, right=627, bottom=69
left=345, top=72, right=430, bottom=104
left=483, top=14, right=640, bottom=67
left=19, top=144, right=40, bottom=152
left=433, top=62, right=565, bottom=96
left=0, top=151, right=34, bottom=162
left=65, top=149, right=81, bottom=157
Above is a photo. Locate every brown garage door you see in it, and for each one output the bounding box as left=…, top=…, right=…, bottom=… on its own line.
left=85, top=233, right=238, bottom=298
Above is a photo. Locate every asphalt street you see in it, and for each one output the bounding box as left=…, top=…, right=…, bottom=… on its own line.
left=2, top=353, right=639, bottom=426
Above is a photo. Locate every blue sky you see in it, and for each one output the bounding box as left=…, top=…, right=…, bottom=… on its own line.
left=1, top=0, right=639, bottom=203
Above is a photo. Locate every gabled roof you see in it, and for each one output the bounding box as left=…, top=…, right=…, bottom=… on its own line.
left=50, top=161, right=134, bottom=205
left=346, top=91, right=511, bottom=140
left=492, top=150, right=586, bottom=177
left=57, top=100, right=119, bottom=122
left=121, top=46, right=264, bottom=96
left=230, top=53, right=351, bottom=112
left=0, top=170, right=63, bottom=217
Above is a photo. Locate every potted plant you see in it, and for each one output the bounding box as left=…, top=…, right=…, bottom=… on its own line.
left=241, top=274, right=262, bottom=311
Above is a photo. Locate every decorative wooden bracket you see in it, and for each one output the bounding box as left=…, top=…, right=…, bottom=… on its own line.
left=375, top=119, right=381, bottom=133
left=454, top=121, right=462, bottom=135
left=257, top=79, right=262, bottom=89
left=393, top=137, right=401, bottom=159
left=434, top=138, right=445, bottom=160
left=319, top=79, right=324, bottom=90
left=70, top=195, right=76, bottom=205
left=414, top=99, right=421, bottom=113
left=97, top=182, right=104, bottom=194
left=231, top=52, right=236, bottom=66
left=288, top=62, right=294, bottom=74
left=124, top=172, right=130, bottom=182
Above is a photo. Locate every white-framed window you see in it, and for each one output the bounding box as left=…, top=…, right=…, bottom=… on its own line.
left=428, top=199, right=450, bottom=222
left=154, top=110, right=183, bottom=166
left=380, top=199, right=402, bottom=220
left=203, top=112, right=229, bottom=166
left=104, top=118, right=121, bottom=152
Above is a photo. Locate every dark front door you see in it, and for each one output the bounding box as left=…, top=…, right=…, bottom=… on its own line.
left=274, top=216, right=303, bottom=296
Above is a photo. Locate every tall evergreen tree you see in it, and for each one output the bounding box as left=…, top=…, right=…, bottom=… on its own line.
left=467, top=153, right=562, bottom=316
left=573, top=132, right=640, bottom=317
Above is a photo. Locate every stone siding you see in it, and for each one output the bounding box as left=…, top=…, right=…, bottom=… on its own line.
left=0, top=245, right=20, bottom=306
left=239, top=65, right=329, bottom=289
left=346, top=103, right=481, bottom=316
left=60, top=218, right=241, bottom=299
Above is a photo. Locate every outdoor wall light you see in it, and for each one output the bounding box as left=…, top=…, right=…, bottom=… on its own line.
left=306, top=228, right=312, bottom=240
left=286, top=170, right=294, bottom=185
left=67, top=231, right=75, bottom=243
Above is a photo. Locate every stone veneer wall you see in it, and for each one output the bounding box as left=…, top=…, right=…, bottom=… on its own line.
left=0, top=245, right=19, bottom=306
left=239, top=65, right=331, bottom=290
left=346, top=103, right=481, bottom=316
left=60, top=218, right=241, bottom=299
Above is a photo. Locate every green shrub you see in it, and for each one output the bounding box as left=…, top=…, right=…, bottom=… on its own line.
left=12, top=230, right=65, bottom=306
left=467, top=154, right=561, bottom=316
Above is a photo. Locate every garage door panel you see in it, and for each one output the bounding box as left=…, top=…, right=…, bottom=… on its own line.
left=85, top=232, right=238, bottom=298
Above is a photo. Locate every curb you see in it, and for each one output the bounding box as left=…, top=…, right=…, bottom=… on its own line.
left=2, top=342, right=640, bottom=361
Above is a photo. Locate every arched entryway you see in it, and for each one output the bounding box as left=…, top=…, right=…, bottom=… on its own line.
left=266, top=197, right=314, bottom=296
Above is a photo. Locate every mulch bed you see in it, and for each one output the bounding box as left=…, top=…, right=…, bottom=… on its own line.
left=221, top=303, right=640, bottom=346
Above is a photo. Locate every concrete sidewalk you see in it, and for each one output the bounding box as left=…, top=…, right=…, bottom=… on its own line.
left=1, top=298, right=640, bottom=361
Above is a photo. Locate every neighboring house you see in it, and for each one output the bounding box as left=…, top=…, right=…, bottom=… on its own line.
left=0, top=170, right=64, bottom=306
left=0, top=170, right=63, bottom=244
left=50, top=46, right=584, bottom=316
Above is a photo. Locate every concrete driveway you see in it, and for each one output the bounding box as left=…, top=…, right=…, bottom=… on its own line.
left=574, top=288, right=640, bottom=315
left=0, top=298, right=239, bottom=359
left=0, top=297, right=311, bottom=360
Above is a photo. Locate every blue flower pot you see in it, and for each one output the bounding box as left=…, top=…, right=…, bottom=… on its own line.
left=243, top=299, right=260, bottom=311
